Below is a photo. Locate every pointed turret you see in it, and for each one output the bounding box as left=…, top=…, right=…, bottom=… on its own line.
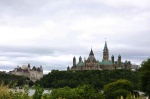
left=111, top=55, right=114, bottom=63
left=118, top=54, right=121, bottom=67
left=79, top=56, right=82, bottom=62
left=118, top=54, right=121, bottom=58
left=89, top=48, right=94, bottom=56
left=111, top=55, right=115, bottom=68
left=67, top=66, right=70, bottom=70
left=103, top=40, right=109, bottom=61
left=103, top=41, right=109, bottom=52
left=73, top=56, right=76, bottom=67
left=28, top=63, right=30, bottom=68
left=87, top=48, right=96, bottom=62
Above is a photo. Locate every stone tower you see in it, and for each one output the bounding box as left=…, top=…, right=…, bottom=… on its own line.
left=79, top=56, right=82, bottom=63
left=103, top=41, right=109, bottom=61
left=73, top=56, right=76, bottom=67
left=118, top=54, right=121, bottom=67
left=111, top=55, right=114, bottom=67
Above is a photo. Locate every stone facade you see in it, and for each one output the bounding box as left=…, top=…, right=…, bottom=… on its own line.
left=9, top=64, right=43, bottom=82
left=68, top=41, right=132, bottom=70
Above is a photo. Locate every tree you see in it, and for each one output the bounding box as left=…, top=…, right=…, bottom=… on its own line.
left=104, top=79, right=133, bottom=99
left=35, top=70, right=138, bottom=90
left=28, top=80, right=34, bottom=87
left=50, top=84, right=104, bottom=99
left=139, top=58, right=150, bottom=98
left=0, top=73, right=29, bottom=86
left=32, top=84, right=44, bottom=99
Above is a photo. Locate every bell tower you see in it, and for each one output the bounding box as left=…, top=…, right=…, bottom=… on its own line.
left=103, top=40, right=109, bottom=61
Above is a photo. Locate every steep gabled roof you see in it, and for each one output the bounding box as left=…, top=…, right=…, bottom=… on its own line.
left=89, top=48, right=94, bottom=55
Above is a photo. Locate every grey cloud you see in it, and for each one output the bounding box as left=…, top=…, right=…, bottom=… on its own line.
left=0, top=0, right=150, bottom=73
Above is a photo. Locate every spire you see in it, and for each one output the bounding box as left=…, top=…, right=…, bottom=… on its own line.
left=28, top=63, right=30, bottom=68
left=118, top=54, right=121, bottom=57
left=89, top=48, right=94, bottom=55
left=103, top=40, right=108, bottom=51
left=79, top=56, right=81, bottom=58
left=73, top=56, right=76, bottom=59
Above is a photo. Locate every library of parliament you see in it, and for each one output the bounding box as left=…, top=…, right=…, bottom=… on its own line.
left=67, top=41, right=131, bottom=70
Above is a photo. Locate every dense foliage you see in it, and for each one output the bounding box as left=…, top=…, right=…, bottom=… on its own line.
left=104, top=79, right=133, bottom=99
left=0, top=83, right=31, bottom=99
left=50, top=84, right=104, bottom=99
left=0, top=83, right=46, bottom=99
left=139, top=58, right=150, bottom=98
left=0, top=82, right=143, bottom=99
left=0, top=73, right=29, bottom=86
left=35, top=69, right=138, bottom=89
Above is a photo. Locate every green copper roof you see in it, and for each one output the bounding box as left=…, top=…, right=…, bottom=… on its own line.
left=99, top=60, right=113, bottom=65
left=76, top=61, right=84, bottom=67
left=103, top=41, right=108, bottom=51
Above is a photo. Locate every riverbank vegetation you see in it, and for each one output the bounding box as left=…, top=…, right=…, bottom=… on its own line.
left=0, top=73, right=29, bottom=86
left=1, top=58, right=150, bottom=98
left=35, top=69, right=139, bottom=90
left=0, top=82, right=143, bottom=99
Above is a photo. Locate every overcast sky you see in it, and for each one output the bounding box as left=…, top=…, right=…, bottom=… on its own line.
left=0, top=0, right=150, bottom=74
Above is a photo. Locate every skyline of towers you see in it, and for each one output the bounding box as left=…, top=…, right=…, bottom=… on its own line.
left=69, top=40, right=131, bottom=71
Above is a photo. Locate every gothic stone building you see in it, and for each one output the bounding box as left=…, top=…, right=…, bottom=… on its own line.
left=9, top=64, right=43, bottom=82
left=68, top=41, right=131, bottom=70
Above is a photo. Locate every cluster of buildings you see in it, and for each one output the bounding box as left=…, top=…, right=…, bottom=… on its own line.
left=1, top=40, right=140, bottom=81
left=9, top=64, right=43, bottom=82
left=68, top=41, right=134, bottom=71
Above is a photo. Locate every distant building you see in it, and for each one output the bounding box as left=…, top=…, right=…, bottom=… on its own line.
left=9, top=64, right=43, bottom=82
left=131, top=65, right=140, bottom=71
left=68, top=41, right=132, bottom=70
left=0, top=71, right=6, bottom=74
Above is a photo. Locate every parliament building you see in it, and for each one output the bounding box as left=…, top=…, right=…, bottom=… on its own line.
left=67, top=41, right=131, bottom=70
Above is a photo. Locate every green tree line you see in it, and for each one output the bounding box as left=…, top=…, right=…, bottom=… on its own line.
left=0, top=73, right=29, bottom=86
left=0, top=80, right=142, bottom=99
left=35, top=69, right=139, bottom=90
